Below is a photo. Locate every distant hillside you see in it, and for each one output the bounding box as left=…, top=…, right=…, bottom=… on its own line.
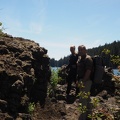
left=50, top=40, right=120, bottom=67
left=87, top=40, right=120, bottom=56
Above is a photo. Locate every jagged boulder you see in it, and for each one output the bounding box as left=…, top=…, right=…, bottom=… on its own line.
left=0, top=34, right=51, bottom=118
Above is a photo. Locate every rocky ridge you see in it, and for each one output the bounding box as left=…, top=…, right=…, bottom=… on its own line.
left=0, top=34, right=120, bottom=120
left=0, top=34, right=51, bottom=119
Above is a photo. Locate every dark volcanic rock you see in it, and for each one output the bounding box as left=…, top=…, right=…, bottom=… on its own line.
left=0, top=34, right=51, bottom=119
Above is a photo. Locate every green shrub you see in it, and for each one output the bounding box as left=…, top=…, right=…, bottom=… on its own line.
left=48, top=69, right=59, bottom=97
left=0, top=22, right=5, bottom=36
left=28, top=102, right=35, bottom=114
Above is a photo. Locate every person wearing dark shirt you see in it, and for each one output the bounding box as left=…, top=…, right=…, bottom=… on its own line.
left=66, top=46, right=78, bottom=96
left=76, top=45, right=93, bottom=120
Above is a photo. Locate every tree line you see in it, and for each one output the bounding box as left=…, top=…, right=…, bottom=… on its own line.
left=50, top=40, right=120, bottom=68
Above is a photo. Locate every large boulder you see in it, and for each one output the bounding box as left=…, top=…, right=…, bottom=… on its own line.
left=0, top=34, right=51, bottom=117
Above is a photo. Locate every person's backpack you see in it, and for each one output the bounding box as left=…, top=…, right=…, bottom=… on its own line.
left=91, top=55, right=105, bottom=84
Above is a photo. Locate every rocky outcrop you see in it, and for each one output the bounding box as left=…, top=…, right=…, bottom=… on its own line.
left=0, top=34, right=51, bottom=118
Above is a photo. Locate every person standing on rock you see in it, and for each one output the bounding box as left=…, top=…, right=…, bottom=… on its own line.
left=76, top=45, right=93, bottom=120
left=66, top=46, right=79, bottom=96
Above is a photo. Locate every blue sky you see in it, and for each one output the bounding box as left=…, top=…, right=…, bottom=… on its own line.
left=0, top=0, right=120, bottom=60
